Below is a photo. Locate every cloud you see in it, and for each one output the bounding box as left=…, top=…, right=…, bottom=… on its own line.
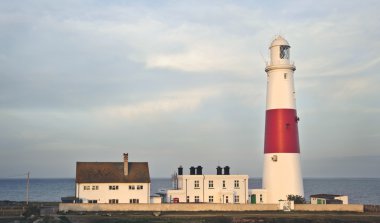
left=0, top=1, right=380, bottom=178
left=320, top=57, right=380, bottom=78
left=332, top=77, right=374, bottom=99
left=101, top=87, right=221, bottom=119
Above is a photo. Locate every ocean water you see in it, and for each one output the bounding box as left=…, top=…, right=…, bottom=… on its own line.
left=0, top=178, right=379, bottom=204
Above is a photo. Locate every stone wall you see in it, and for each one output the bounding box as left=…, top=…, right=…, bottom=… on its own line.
left=59, top=203, right=364, bottom=213
left=364, top=205, right=380, bottom=212
left=294, top=204, right=363, bottom=212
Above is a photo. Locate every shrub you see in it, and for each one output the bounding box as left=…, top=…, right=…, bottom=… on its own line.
left=287, top=194, right=306, bottom=204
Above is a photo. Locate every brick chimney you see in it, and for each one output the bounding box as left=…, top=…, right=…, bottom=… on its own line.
left=123, top=153, right=129, bottom=176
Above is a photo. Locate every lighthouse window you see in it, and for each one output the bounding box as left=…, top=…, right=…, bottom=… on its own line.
left=284, top=73, right=287, bottom=79
left=280, top=45, right=290, bottom=59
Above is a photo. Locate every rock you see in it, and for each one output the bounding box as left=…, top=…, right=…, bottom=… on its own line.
left=152, top=211, right=161, bottom=216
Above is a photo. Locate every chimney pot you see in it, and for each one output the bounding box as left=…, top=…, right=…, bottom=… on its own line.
left=123, top=153, right=129, bottom=176
left=224, top=166, right=230, bottom=175
left=178, top=166, right=183, bottom=175
left=189, top=166, right=195, bottom=175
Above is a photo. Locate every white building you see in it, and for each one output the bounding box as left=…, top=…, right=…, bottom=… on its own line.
left=166, top=166, right=248, bottom=204
left=75, top=153, right=151, bottom=204
left=310, top=194, right=349, bottom=204
left=248, top=189, right=268, bottom=204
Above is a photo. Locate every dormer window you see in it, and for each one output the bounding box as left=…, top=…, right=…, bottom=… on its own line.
left=280, top=45, right=290, bottom=59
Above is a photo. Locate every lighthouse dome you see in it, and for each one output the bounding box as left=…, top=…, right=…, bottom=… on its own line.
left=269, top=36, right=289, bottom=48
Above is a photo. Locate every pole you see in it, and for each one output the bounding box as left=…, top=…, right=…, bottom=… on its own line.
left=26, top=172, right=30, bottom=205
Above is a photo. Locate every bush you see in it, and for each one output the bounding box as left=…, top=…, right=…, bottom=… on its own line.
left=287, top=194, right=306, bottom=204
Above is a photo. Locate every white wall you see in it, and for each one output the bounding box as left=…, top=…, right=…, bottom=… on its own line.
left=335, top=196, right=349, bottom=204
left=150, top=196, right=162, bottom=204
left=76, top=183, right=150, bottom=204
left=310, top=196, right=348, bottom=205
left=262, top=154, right=304, bottom=203
left=248, top=189, right=267, bottom=204
left=167, top=175, right=249, bottom=204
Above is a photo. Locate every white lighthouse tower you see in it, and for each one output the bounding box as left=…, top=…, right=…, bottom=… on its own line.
left=262, top=36, right=304, bottom=203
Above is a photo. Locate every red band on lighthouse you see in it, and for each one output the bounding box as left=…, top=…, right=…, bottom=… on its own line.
left=264, top=109, right=300, bottom=153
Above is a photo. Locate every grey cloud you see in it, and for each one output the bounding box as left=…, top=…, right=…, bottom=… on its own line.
left=0, top=0, right=379, bottom=178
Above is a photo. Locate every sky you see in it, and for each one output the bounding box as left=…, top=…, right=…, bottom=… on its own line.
left=0, top=0, right=379, bottom=178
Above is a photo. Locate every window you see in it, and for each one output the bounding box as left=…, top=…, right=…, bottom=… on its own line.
left=194, top=180, right=200, bottom=188
left=129, top=199, right=139, bottom=204
left=222, top=180, right=226, bottom=188
left=109, top=185, right=119, bottom=190
left=92, top=185, right=98, bottom=190
left=284, top=73, right=287, bottom=79
left=88, top=200, right=97, bottom=203
left=280, top=45, right=290, bottom=59
left=83, top=186, right=90, bottom=190
left=109, top=199, right=118, bottom=204
left=129, top=185, right=135, bottom=190
left=208, top=180, right=214, bottom=188
left=195, top=196, right=200, bottom=203
left=137, top=185, right=143, bottom=190
left=209, top=196, right=214, bottom=203
left=186, top=196, right=190, bottom=203
left=234, top=195, right=239, bottom=203
left=260, top=194, right=263, bottom=202
left=234, top=180, right=240, bottom=188
left=226, top=196, right=229, bottom=203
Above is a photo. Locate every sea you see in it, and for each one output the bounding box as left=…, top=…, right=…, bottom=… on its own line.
left=0, top=178, right=379, bottom=205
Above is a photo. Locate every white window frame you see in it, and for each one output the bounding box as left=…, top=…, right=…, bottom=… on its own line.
left=234, top=195, right=239, bottom=203
left=194, top=180, right=200, bottom=188
left=234, top=180, right=240, bottom=188
left=208, top=180, right=214, bottom=188
left=109, top=185, right=119, bottom=190
left=129, top=199, right=139, bottom=204
left=109, top=199, right=118, bottom=204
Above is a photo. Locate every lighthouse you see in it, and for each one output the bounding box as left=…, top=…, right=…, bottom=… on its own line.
left=262, top=36, right=304, bottom=203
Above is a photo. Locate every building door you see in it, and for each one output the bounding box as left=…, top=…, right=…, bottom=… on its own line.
left=251, top=194, right=256, bottom=204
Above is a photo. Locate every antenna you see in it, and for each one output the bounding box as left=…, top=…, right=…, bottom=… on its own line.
left=259, top=51, right=267, bottom=65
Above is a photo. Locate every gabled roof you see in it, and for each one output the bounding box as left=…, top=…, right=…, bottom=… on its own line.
left=76, top=162, right=150, bottom=183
